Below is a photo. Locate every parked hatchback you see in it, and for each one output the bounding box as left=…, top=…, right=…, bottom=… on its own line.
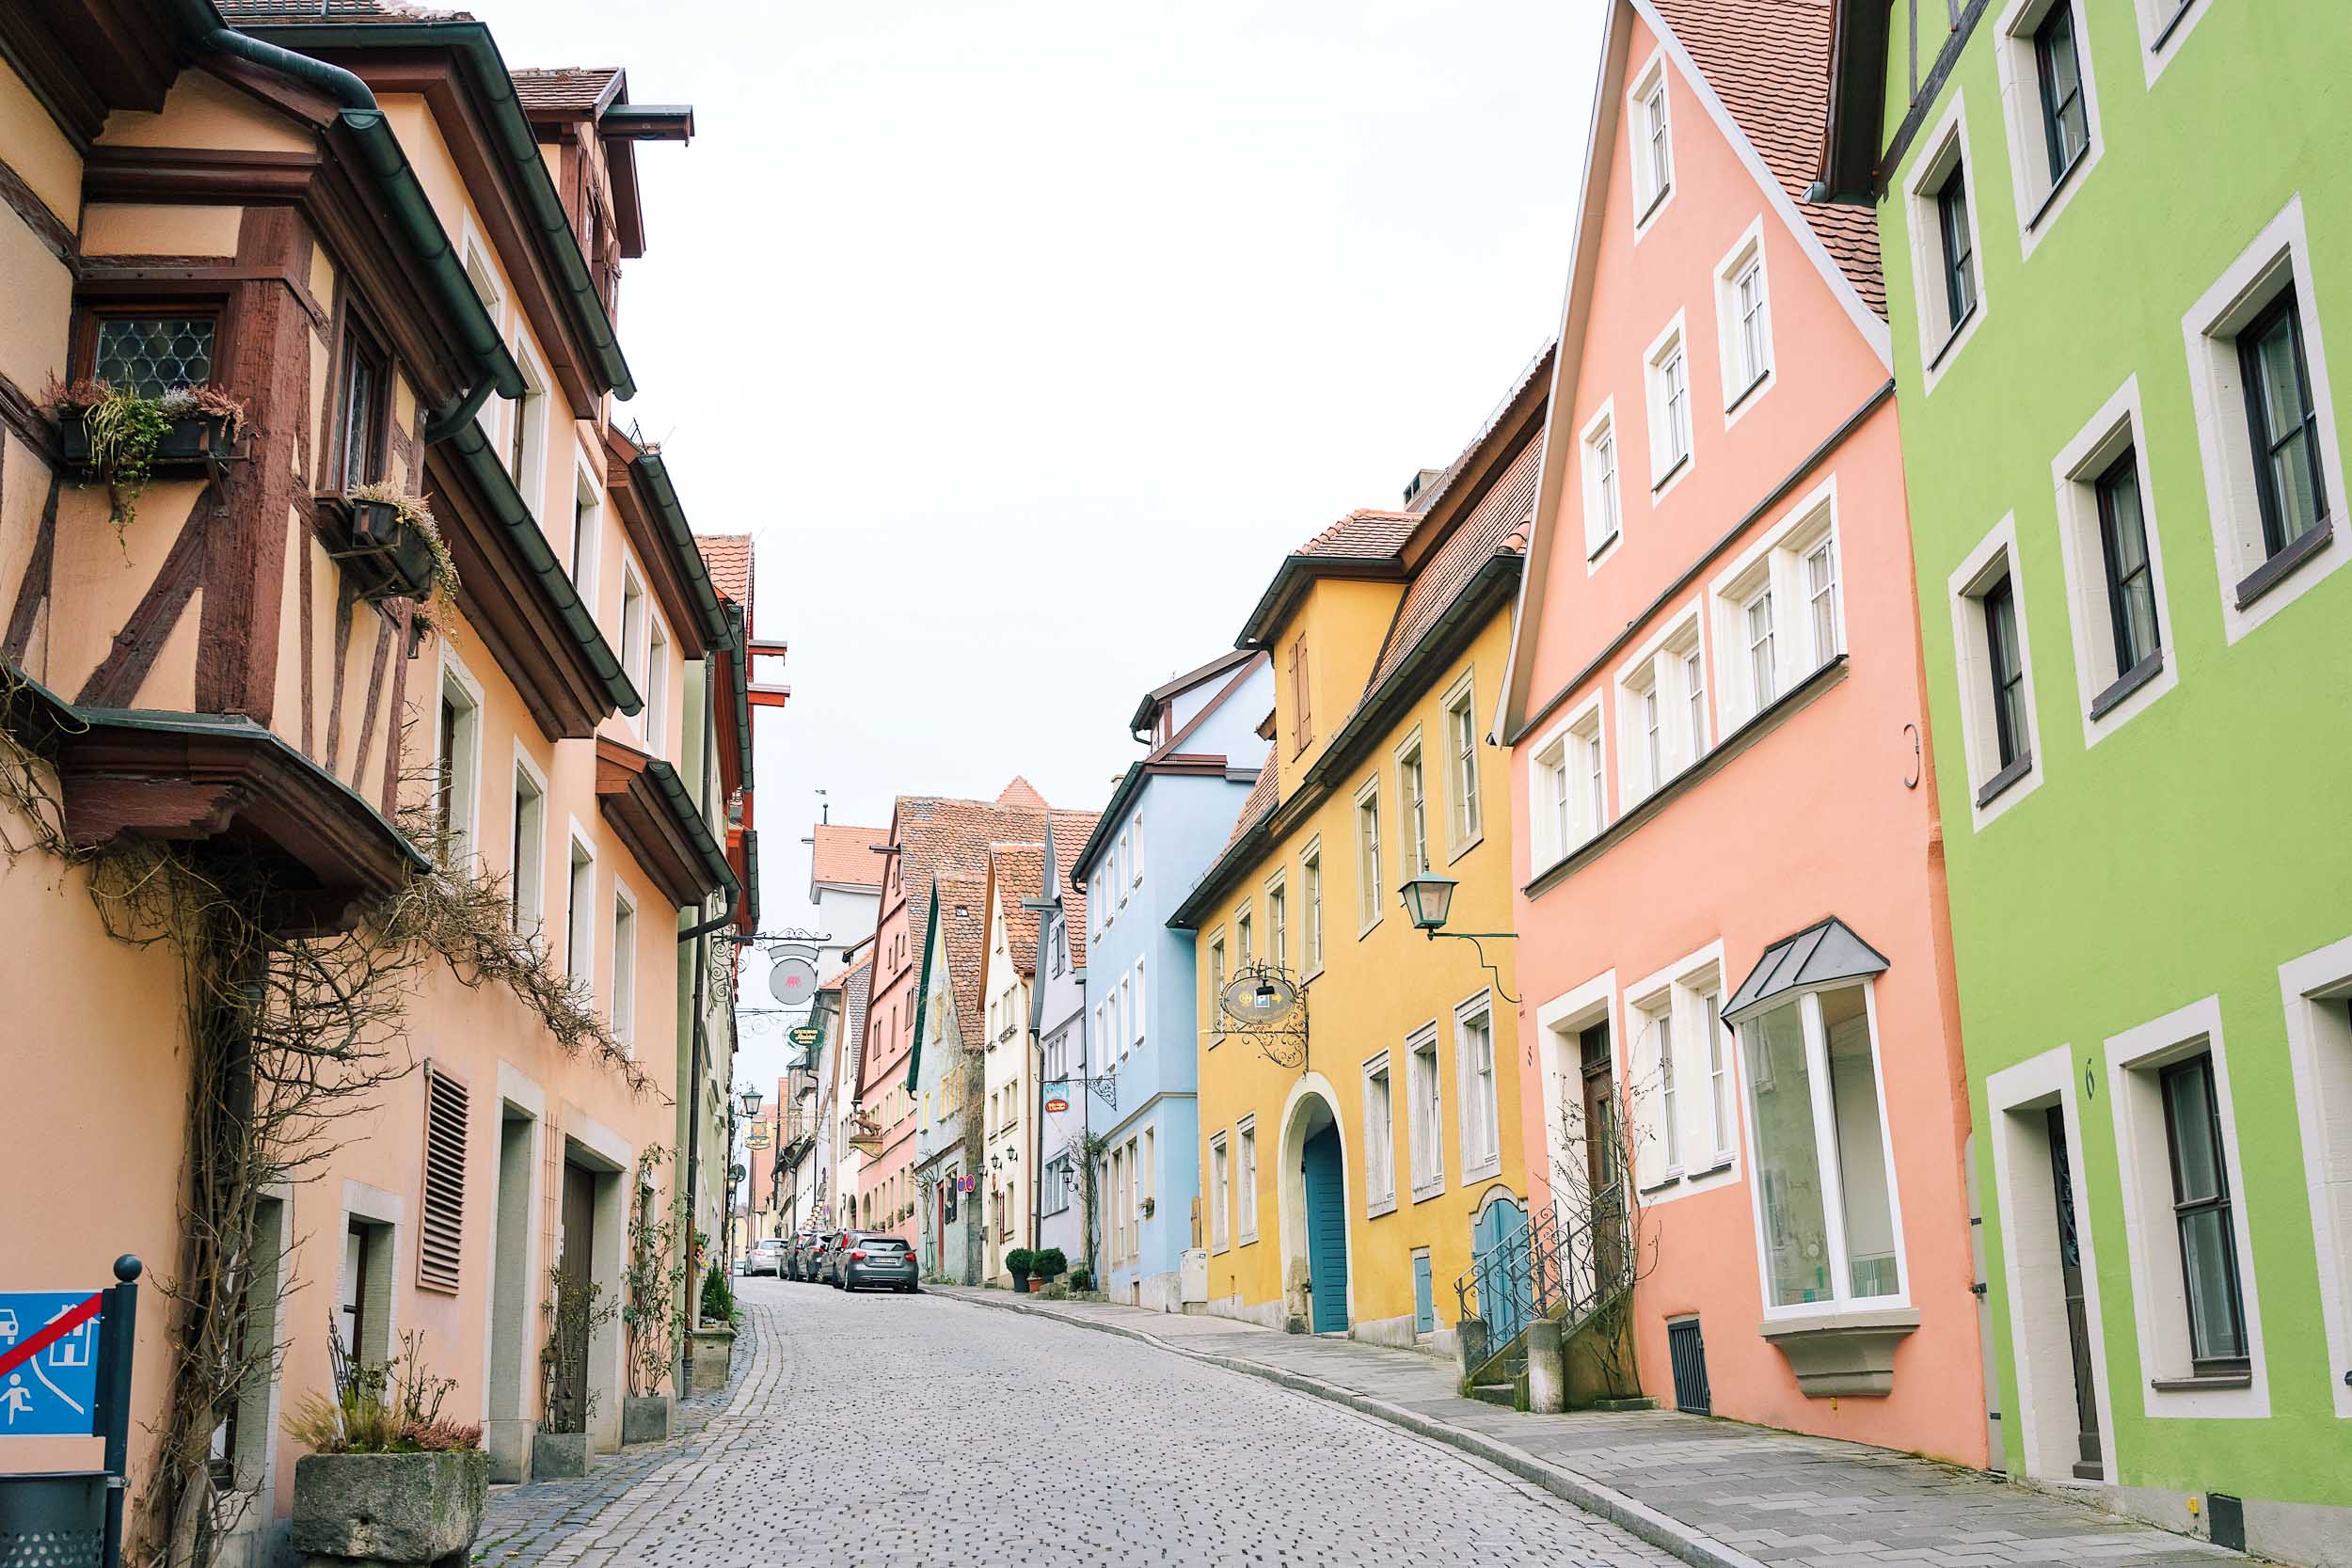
left=800, top=1233, right=832, bottom=1282
left=832, top=1230, right=916, bottom=1292
left=746, top=1237, right=787, bottom=1276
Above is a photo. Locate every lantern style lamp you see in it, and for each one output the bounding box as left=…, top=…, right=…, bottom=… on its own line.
left=1396, top=874, right=1519, bottom=1004
left=739, top=1085, right=764, bottom=1119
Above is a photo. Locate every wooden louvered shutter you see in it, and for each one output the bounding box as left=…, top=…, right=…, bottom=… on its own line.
left=418, top=1068, right=469, bottom=1293
left=1292, top=635, right=1311, bottom=752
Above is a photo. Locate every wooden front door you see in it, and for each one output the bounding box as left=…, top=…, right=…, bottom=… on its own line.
left=1581, top=1022, right=1624, bottom=1291
left=2044, top=1107, right=2103, bottom=1479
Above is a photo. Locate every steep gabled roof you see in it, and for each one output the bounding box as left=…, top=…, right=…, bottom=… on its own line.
left=1499, top=0, right=1892, bottom=737
left=989, top=842, right=1048, bottom=977
left=935, top=874, right=991, bottom=1038
left=995, top=776, right=1048, bottom=809
left=1650, top=0, right=1883, bottom=315
left=1363, top=417, right=1540, bottom=696
left=1051, top=813, right=1098, bottom=968
left=809, top=822, right=885, bottom=893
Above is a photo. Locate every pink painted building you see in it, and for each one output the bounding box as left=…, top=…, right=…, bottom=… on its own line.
left=1494, top=0, right=1985, bottom=1463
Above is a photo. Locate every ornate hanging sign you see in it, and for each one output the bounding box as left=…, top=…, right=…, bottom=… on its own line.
left=1219, top=961, right=1309, bottom=1069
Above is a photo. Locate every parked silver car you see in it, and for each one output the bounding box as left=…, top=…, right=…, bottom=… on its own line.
left=745, top=1237, right=787, bottom=1276
left=829, top=1230, right=917, bottom=1292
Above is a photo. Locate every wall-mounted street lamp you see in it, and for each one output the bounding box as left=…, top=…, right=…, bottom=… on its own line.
left=1398, top=874, right=1519, bottom=1005
left=738, top=1085, right=764, bottom=1119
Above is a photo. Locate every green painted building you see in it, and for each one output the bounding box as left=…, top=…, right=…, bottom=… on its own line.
left=1818, top=2, right=2352, bottom=1560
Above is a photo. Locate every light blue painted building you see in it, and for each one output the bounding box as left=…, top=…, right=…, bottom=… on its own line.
left=1069, top=649, right=1270, bottom=1310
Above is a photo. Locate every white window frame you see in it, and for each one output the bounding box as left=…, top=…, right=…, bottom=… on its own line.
left=1235, top=1115, right=1259, bottom=1243
left=1393, top=730, right=1428, bottom=879
left=1708, top=479, right=1844, bottom=731
left=507, top=337, right=550, bottom=527
left=569, top=455, right=602, bottom=613
left=1131, top=814, right=1143, bottom=889
left=2180, top=195, right=2349, bottom=645
left=1901, top=93, right=1989, bottom=396
left=1530, top=726, right=1575, bottom=873
left=610, top=879, right=638, bottom=1053
left=1353, top=775, right=1382, bottom=936
left=2131, top=0, right=2211, bottom=87
left=644, top=612, right=670, bottom=762
left=1206, top=930, right=1227, bottom=1045
left=1442, top=670, right=1482, bottom=858
left=2047, top=376, right=2179, bottom=747
left=1208, top=1132, right=1231, bottom=1253
left=1993, top=0, right=2105, bottom=258
left=1300, top=838, right=1324, bottom=977
left=1130, top=957, right=1146, bottom=1048
left=2102, top=995, right=2269, bottom=1418
left=1737, top=980, right=1912, bottom=1324
left=619, top=560, right=649, bottom=738
left=1263, top=870, right=1287, bottom=973
left=2278, top=933, right=2352, bottom=1420
left=432, top=645, right=484, bottom=868
left=1629, top=987, right=1681, bottom=1189
left=1532, top=697, right=1609, bottom=853
left=563, top=823, right=596, bottom=988
left=1581, top=398, right=1622, bottom=566
left=1406, top=1024, right=1446, bottom=1204
left=1947, top=513, right=2045, bottom=830
left=1453, top=991, right=1502, bottom=1185
left=1713, top=216, right=1775, bottom=421
left=1645, top=310, right=1694, bottom=498
left=1235, top=898, right=1255, bottom=969
left=1626, top=46, right=1675, bottom=238
left=509, top=743, right=548, bottom=935
left=1362, top=1052, right=1397, bottom=1215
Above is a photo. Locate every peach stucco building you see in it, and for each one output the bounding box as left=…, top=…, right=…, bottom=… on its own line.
left=1495, top=0, right=1985, bottom=1463
left=0, top=1, right=750, bottom=1558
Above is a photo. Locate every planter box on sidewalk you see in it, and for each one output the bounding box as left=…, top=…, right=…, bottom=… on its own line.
left=621, top=1394, right=673, bottom=1446
left=530, top=1430, right=590, bottom=1480
left=290, top=1449, right=487, bottom=1566
left=689, top=1324, right=736, bottom=1393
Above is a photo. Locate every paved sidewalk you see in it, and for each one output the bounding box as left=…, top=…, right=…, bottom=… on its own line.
left=472, top=1313, right=759, bottom=1566
left=932, top=1286, right=2245, bottom=1568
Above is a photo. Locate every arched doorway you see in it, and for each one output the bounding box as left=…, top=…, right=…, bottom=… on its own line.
left=1471, top=1188, right=1532, bottom=1346
left=1277, top=1076, right=1351, bottom=1334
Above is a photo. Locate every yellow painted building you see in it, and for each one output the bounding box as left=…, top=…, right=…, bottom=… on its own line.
left=1171, top=353, right=1549, bottom=1350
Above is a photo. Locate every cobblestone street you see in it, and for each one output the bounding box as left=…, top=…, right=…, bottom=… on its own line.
left=474, top=1278, right=1678, bottom=1567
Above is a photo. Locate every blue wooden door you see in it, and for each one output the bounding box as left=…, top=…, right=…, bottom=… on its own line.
left=1473, top=1198, right=1531, bottom=1345
left=1301, top=1126, right=1349, bottom=1333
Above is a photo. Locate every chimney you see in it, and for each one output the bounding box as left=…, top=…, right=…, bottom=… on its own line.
left=1402, top=467, right=1447, bottom=506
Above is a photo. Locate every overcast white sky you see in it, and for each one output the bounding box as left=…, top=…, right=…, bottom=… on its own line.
left=473, top=0, right=1603, bottom=1087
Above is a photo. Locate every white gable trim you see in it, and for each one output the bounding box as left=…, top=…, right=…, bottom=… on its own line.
left=1502, top=0, right=1890, bottom=739
left=1499, top=0, right=1630, bottom=741
left=1629, top=0, right=1890, bottom=366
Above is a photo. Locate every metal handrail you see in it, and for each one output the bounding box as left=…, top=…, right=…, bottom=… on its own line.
left=1453, top=1183, right=1631, bottom=1384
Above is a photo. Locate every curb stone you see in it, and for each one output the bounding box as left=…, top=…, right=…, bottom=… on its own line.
left=936, top=1288, right=1767, bottom=1568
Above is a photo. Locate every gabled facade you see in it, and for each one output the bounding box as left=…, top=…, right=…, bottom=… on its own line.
left=1029, top=814, right=1094, bottom=1273
left=1073, top=650, right=1271, bottom=1309
left=1172, top=357, right=1540, bottom=1350
left=911, top=876, right=986, bottom=1283
left=0, top=0, right=735, bottom=1547
left=978, top=840, right=1046, bottom=1283
left=1820, top=1, right=2352, bottom=1552
left=1498, top=0, right=1979, bottom=1462
left=807, top=818, right=885, bottom=976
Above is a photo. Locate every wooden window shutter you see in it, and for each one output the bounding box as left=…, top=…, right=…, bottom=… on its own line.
left=418, top=1068, right=469, bottom=1293
left=1293, top=636, right=1311, bottom=751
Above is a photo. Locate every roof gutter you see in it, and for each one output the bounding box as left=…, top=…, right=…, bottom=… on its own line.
left=629, top=451, right=736, bottom=653
left=437, top=413, right=643, bottom=716
left=200, top=25, right=525, bottom=419
left=243, top=18, right=639, bottom=401
left=724, top=601, right=755, bottom=793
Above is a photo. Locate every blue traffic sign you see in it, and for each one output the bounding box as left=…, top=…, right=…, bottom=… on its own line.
left=0, top=1291, right=106, bottom=1436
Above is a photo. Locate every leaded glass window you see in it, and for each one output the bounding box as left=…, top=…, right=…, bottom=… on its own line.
left=94, top=316, right=215, bottom=397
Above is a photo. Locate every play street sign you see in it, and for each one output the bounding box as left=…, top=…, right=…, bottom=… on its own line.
left=0, top=1291, right=105, bottom=1436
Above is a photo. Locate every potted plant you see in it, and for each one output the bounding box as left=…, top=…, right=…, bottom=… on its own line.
left=1067, top=1266, right=1094, bottom=1294
left=46, top=378, right=246, bottom=532
left=620, top=1148, right=686, bottom=1446
left=535, top=1267, right=618, bottom=1478
left=1030, top=1247, right=1067, bottom=1290
left=1007, top=1248, right=1033, bottom=1292
left=339, top=482, right=457, bottom=624
left=286, top=1328, right=486, bottom=1568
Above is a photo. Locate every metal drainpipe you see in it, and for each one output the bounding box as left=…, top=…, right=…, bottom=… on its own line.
left=677, top=658, right=723, bottom=1388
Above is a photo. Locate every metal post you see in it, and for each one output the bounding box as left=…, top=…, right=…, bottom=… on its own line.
left=98, top=1255, right=140, bottom=1568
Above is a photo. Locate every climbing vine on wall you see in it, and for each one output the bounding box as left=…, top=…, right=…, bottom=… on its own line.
left=0, top=676, right=655, bottom=1568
